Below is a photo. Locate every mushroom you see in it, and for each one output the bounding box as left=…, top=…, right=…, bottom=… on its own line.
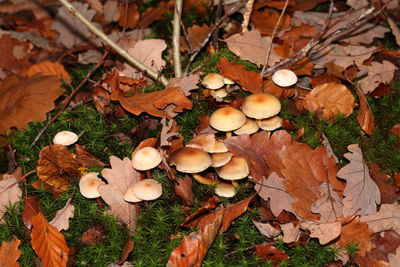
left=258, top=116, right=283, bottom=131
left=234, top=118, right=259, bottom=135
left=202, top=73, right=225, bottom=89
left=53, top=131, right=79, bottom=146
left=210, top=107, right=246, bottom=137
left=123, top=187, right=143, bottom=203
left=129, top=179, right=162, bottom=201
left=79, top=175, right=105, bottom=198
left=241, top=93, right=281, bottom=120
left=211, top=88, right=228, bottom=99
left=186, top=134, right=216, bottom=152
left=211, top=152, right=233, bottom=167
left=215, top=183, right=236, bottom=198
left=215, top=156, right=249, bottom=181
left=208, top=141, right=228, bottom=153
left=272, top=69, right=298, bottom=87
left=131, top=147, right=162, bottom=171
left=170, top=147, right=212, bottom=173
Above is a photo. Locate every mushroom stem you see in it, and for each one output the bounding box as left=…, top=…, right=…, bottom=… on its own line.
left=226, top=131, right=232, bottom=138
left=145, top=170, right=152, bottom=179
left=231, top=180, right=240, bottom=189
left=192, top=174, right=220, bottom=185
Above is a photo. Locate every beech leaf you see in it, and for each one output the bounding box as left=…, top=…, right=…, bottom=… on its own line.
left=0, top=236, right=21, bottom=267
left=26, top=61, right=70, bottom=82
left=355, top=88, right=375, bottom=135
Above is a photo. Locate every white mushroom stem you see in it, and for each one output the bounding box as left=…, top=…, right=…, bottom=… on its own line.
left=192, top=174, right=220, bottom=185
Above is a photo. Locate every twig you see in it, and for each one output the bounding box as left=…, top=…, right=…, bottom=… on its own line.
left=183, top=0, right=246, bottom=76
left=212, top=0, right=224, bottom=50
left=241, top=0, right=254, bottom=32
left=58, top=0, right=168, bottom=86
left=31, top=51, right=109, bottom=146
left=172, top=0, right=183, bottom=77
left=179, top=11, right=193, bottom=53
left=261, top=0, right=289, bottom=76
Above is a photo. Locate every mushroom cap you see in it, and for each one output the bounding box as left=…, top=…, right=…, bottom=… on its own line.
left=53, top=131, right=78, bottom=146
left=170, top=147, right=212, bottom=173
left=215, top=183, right=236, bottom=198
left=215, top=157, right=249, bottom=180
left=241, top=93, right=281, bottom=119
left=123, top=186, right=143, bottom=202
left=208, top=141, right=228, bottom=153
left=223, top=77, right=235, bottom=85
left=131, top=147, right=162, bottom=171
left=79, top=172, right=100, bottom=188
left=132, top=179, right=162, bottom=201
left=210, top=107, right=246, bottom=132
left=258, top=116, right=283, bottom=131
left=211, top=88, right=228, bottom=98
left=80, top=177, right=105, bottom=198
left=202, top=73, right=225, bottom=89
left=211, top=152, right=233, bottom=167
left=234, top=118, right=259, bottom=135
left=272, top=69, right=298, bottom=87
left=186, top=134, right=216, bottom=152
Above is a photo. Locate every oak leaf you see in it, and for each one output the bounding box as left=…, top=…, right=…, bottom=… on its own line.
left=355, top=87, right=375, bottom=135
left=0, top=74, right=64, bottom=133
left=281, top=222, right=300, bottom=243
left=358, top=61, right=397, bottom=94
left=337, top=144, right=380, bottom=217
left=360, top=203, right=400, bottom=235
left=249, top=8, right=290, bottom=36
left=0, top=236, right=21, bottom=267
left=0, top=173, right=22, bottom=223
left=31, top=212, right=69, bottom=267
left=224, top=30, right=280, bottom=67
left=311, top=183, right=343, bottom=223
left=166, top=74, right=199, bottom=96
left=98, top=156, right=140, bottom=234
left=217, top=58, right=263, bottom=94
left=49, top=198, right=74, bottom=231
left=303, top=82, right=355, bottom=120
left=300, top=221, right=341, bottom=245
left=252, top=220, right=281, bottom=238
left=180, top=24, right=213, bottom=53
left=37, top=145, right=85, bottom=192
left=26, top=61, right=70, bottom=82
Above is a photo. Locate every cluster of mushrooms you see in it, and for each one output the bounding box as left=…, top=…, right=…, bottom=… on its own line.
left=169, top=69, right=298, bottom=198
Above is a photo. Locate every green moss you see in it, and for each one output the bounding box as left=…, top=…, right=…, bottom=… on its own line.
left=176, top=99, right=210, bottom=142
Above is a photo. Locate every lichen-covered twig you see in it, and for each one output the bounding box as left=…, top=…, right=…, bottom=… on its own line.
left=172, top=0, right=183, bottom=77
left=241, top=0, right=254, bottom=32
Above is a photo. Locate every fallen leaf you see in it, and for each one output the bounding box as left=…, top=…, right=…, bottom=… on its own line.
left=355, top=87, right=375, bottom=135
left=281, top=222, right=300, bottom=243
left=31, top=212, right=69, bottom=266
left=300, top=221, right=341, bottom=244
left=224, top=29, right=280, bottom=67
left=37, top=145, right=85, bottom=192
left=174, top=176, right=194, bottom=207
left=303, top=83, right=355, bottom=120
left=166, top=74, right=200, bottom=96
left=22, top=196, right=41, bottom=229
left=337, top=144, right=381, bottom=217
left=311, top=182, right=343, bottom=222
left=358, top=61, right=397, bottom=94
left=252, top=219, right=281, bottom=238
left=294, top=0, right=329, bottom=10
left=98, top=156, right=140, bottom=234
left=81, top=225, right=107, bottom=246
left=217, top=57, right=263, bottom=94
left=388, top=242, right=400, bottom=267
left=360, top=202, right=400, bottom=235
left=0, top=34, right=32, bottom=75
left=388, top=17, right=400, bottom=46
left=249, top=8, right=291, bottom=36
left=0, top=236, right=21, bottom=267
left=75, top=144, right=105, bottom=168
left=167, top=211, right=222, bottom=267
left=49, top=198, right=74, bottom=231
left=116, top=239, right=134, bottom=265
left=255, top=244, right=289, bottom=264
left=180, top=24, right=213, bottom=53
left=118, top=3, right=139, bottom=29
left=0, top=175, right=22, bottom=223
left=0, top=74, right=64, bottom=133
left=26, top=61, right=70, bottom=82
left=136, top=1, right=172, bottom=29
left=103, top=0, right=120, bottom=22
left=180, top=196, right=219, bottom=227
left=262, top=79, right=295, bottom=99
left=369, top=164, right=400, bottom=204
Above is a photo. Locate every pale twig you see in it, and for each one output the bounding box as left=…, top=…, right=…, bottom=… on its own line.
left=172, top=0, right=183, bottom=77
left=58, top=0, right=168, bottom=85
left=241, top=0, right=254, bottom=32
left=31, top=51, right=109, bottom=146
left=261, top=0, right=289, bottom=75
left=179, top=10, right=193, bottom=53
left=212, top=0, right=223, bottom=50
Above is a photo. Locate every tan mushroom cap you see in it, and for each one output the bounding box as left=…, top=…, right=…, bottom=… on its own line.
left=210, top=107, right=246, bottom=132
left=234, top=118, right=259, bottom=135
left=79, top=172, right=100, bottom=188
left=211, top=88, right=228, bottom=98
left=131, top=147, right=162, bottom=171
left=272, top=69, right=298, bottom=87
left=211, top=152, right=233, bottom=167
left=215, top=183, right=236, bottom=198
left=123, top=186, right=143, bottom=202
left=53, top=131, right=79, bottom=146
left=132, top=179, right=162, bottom=201
left=223, top=77, right=235, bottom=85
left=258, top=116, right=283, bottom=131
left=80, top=177, right=105, bottom=198
left=208, top=140, right=228, bottom=153
left=186, top=134, right=216, bottom=152
left=170, top=147, right=212, bottom=173
left=241, top=93, right=281, bottom=119
left=215, top=156, right=249, bottom=180
left=202, top=73, right=225, bottom=89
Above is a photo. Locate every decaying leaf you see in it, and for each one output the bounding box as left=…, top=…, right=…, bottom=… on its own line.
left=37, top=145, right=85, bottom=191
left=311, top=182, right=343, bottom=223
left=358, top=60, right=397, bottom=94
left=22, top=196, right=41, bottom=229
left=166, top=74, right=199, bottom=96
left=31, top=212, right=69, bottom=266
left=174, top=176, right=194, bottom=207
left=301, top=221, right=341, bottom=245
left=369, top=164, right=400, bottom=204
left=0, top=74, right=64, bottom=133
left=250, top=8, right=291, bottom=36
left=180, top=24, right=213, bottom=53
left=0, top=174, right=22, bottom=223
left=337, top=144, right=380, bottom=217
left=252, top=219, right=281, bottom=238
left=360, top=202, right=400, bottom=235
left=355, top=87, right=375, bottom=135
left=26, top=61, right=70, bottom=82
left=0, top=236, right=21, bottom=267
left=255, top=244, right=289, bottom=264
left=281, top=222, right=300, bottom=244
left=303, top=83, right=355, bottom=120
left=98, top=156, right=139, bottom=234
left=81, top=225, right=107, bottom=246
left=75, top=144, right=105, bottom=168
left=50, top=198, right=74, bottom=231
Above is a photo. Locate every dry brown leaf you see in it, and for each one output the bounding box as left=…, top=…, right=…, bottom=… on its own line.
left=224, top=30, right=280, bottom=67
left=31, top=212, right=69, bottom=266
left=98, top=156, right=139, bottom=234
left=300, top=221, right=341, bottom=245
left=166, top=74, right=199, bottom=96
left=118, top=3, right=139, bottom=29
left=369, top=164, right=400, bottom=204
left=0, top=74, right=64, bottom=133
left=49, top=198, right=74, bottom=231
left=37, top=145, right=85, bottom=192
left=255, top=244, right=289, bottom=264
left=281, top=144, right=344, bottom=220
left=358, top=61, right=397, bottom=94
left=81, top=225, right=107, bottom=246
left=136, top=1, right=173, bottom=29
left=174, top=176, right=194, bottom=207
left=254, top=173, right=296, bottom=217
left=22, top=196, right=41, bottom=229
left=0, top=236, right=21, bottom=267
left=388, top=17, right=400, bottom=46
left=281, top=222, right=300, bottom=243
left=26, top=61, right=70, bottom=82
left=262, top=79, right=295, bottom=99
left=180, top=24, right=213, bottom=53
left=280, top=23, right=318, bottom=52
left=294, top=0, right=329, bottom=10
left=103, top=0, right=120, bottom=22
left=75, top=144, right=105, bottom=168
left=249, top=8, right=291, bottom=36
left=0, top=34, right=32, bottom=75
left=311, top=182, right=343, bottom=222
left=360, top=202, right=400, bottom=235
left=337, top=144, right=380, bottom=217
left=355, top=87, right=375, bottom=135
left=0, top=173, right=22, bottom=223
left=389, top=243, right=400, bottom=267
left=303, top=82, right=355, bottom=120
left=217, top=57, right=263, bottom=94
left=252, top=219, right=281, bottom=238
left=167, top=211, right=222, bottom=267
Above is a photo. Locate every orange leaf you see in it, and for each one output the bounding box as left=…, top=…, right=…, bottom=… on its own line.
left=250, top=8, right=290, bottom=36
left=217, top=58, right=263, bottom=94
left=0, top=236, right=21, bottom=267
left=180, top=24, right=213, bottom=53
left=22, top=196, right=41, bottom=229
left=118, top=3, right=139, bottom=29
left=26, top=61, right=70, bottom=82
left=355, top=88, right=375, bottom=135
left=31, top=212, right=69, bottom=267
left=255, top=244, right=289, bottom=264
left=262, top=79, right=295, bottom=99
left=75, top=144, right=105, bottom=168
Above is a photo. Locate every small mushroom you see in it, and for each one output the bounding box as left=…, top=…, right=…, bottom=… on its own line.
left=123, top=187, right=143, bottom=203
left=80, top=175, right=105, bottom=198
left=215, top=183, right=236, bottom=198
left=131, top=179, right=162, bottom=201
left=131, top=147, right=162, bottom=171
left=186, top=133, right=216, bottom=152
left=202, top=73, right=225, bottom=89
left=241, top=93, right=281, bottom=120
left=234, top=118, right=259, bottom=135
left=210, top=107, right=246, bottom=137
left=170, top=147, right=212, bottom=173
left=53, top=131, right=78, bottom=146
left=215, top=156, right=249, bottom=181
left=272, top=69, right=298, bottom=87
left=211, top=152, right=233, bottom=167
left=258, top=116, right=283, bottom=131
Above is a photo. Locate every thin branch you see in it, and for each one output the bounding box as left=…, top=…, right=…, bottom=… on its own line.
left=179, top=10, right=193, bottom=53
left=172, top=0, right=183, bottom=77
left=241, top=0, right=254, bottom=32
left=58, top=0, right=168, bottom=86
left=261, top=0, right=289, bottom=75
